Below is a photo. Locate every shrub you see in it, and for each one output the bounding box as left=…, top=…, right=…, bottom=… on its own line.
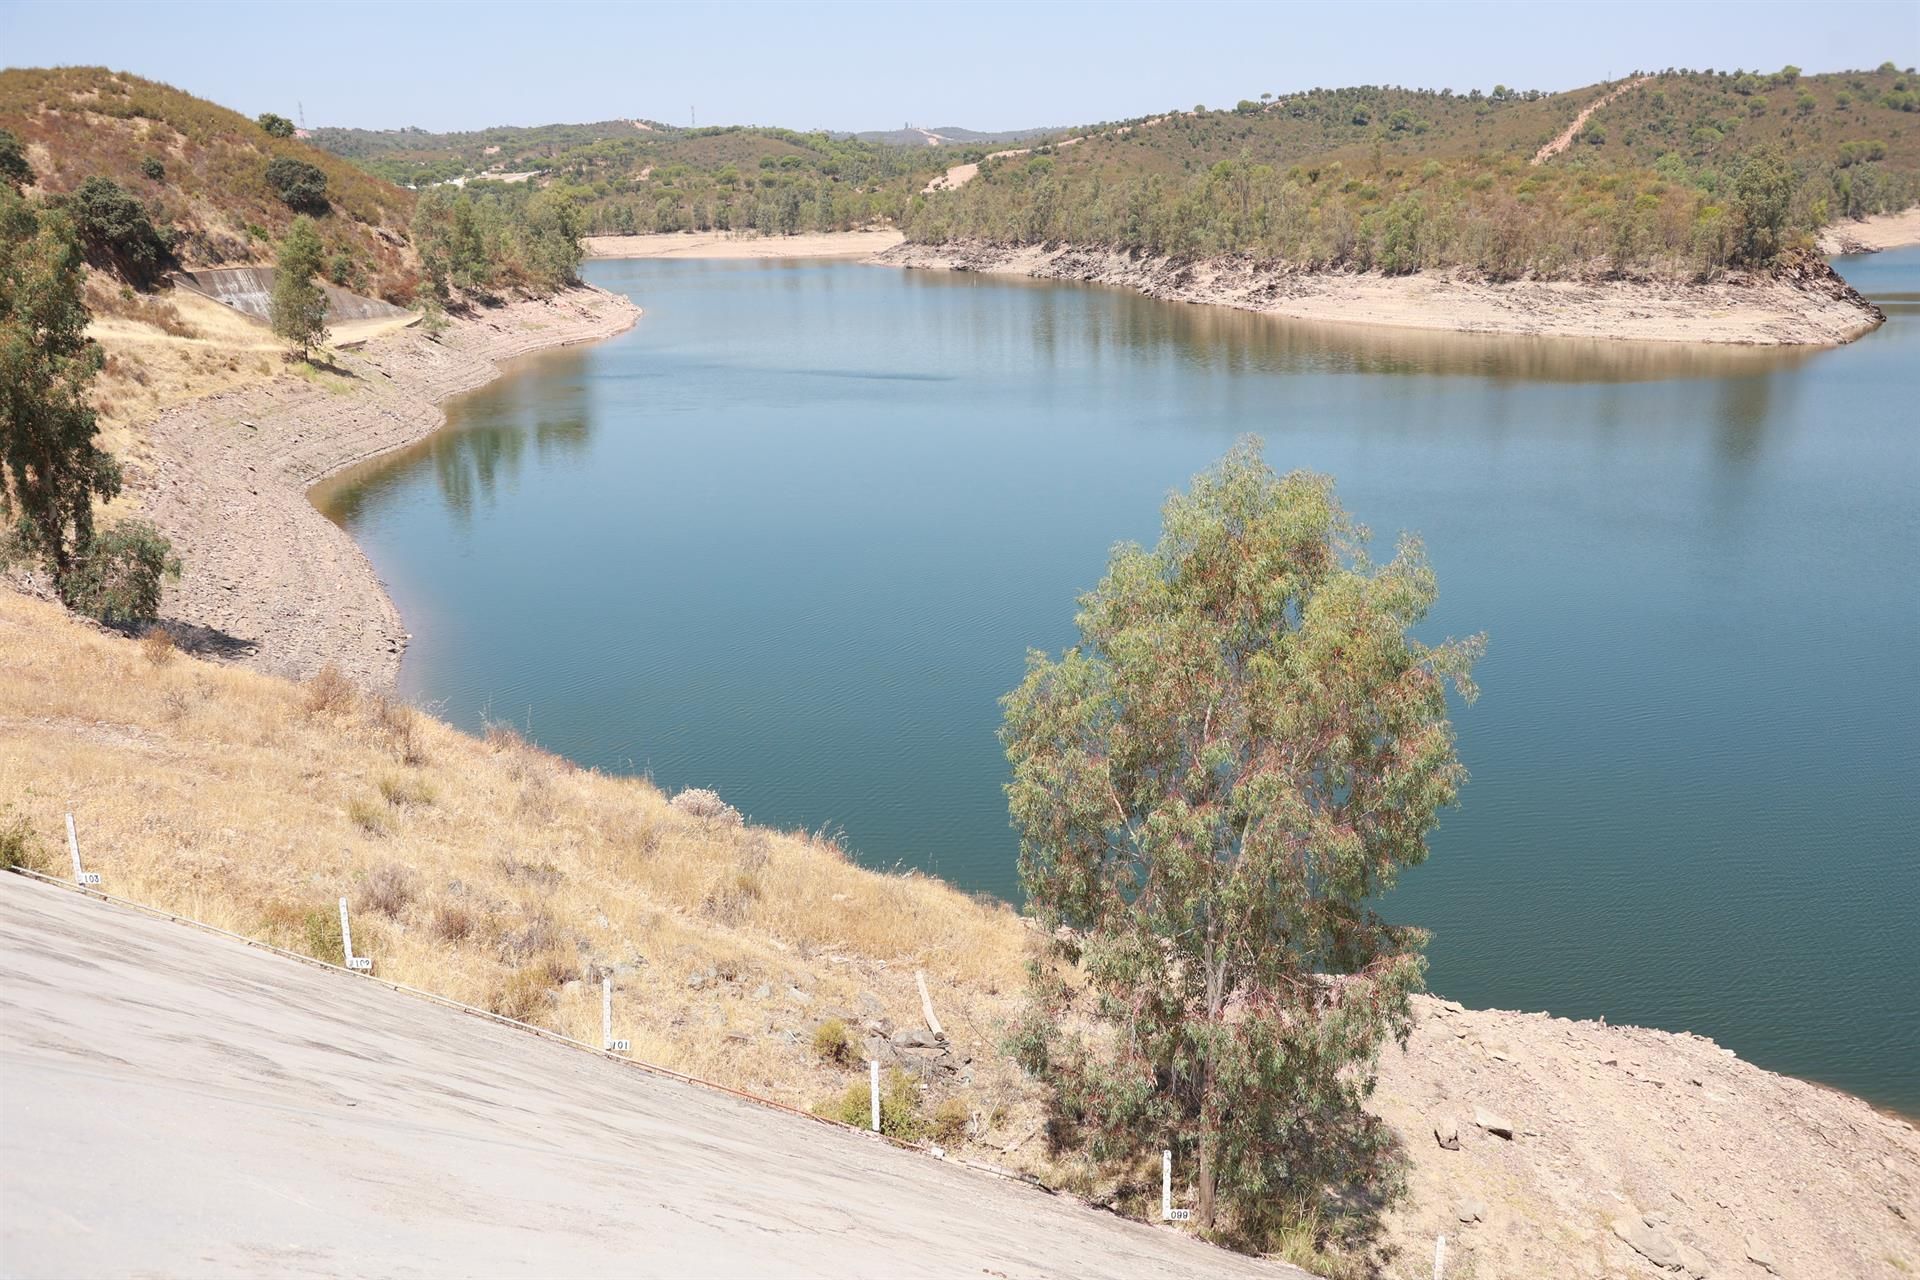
left=488, top=967, right=554, bottom=1022
left=302, top=663, right=356, bottom=716
left=301, top=905, right=344, bottom=962
left=0, top=128, right=29, bottom=188
left=257, top=112, right=296, bottom=139
left=812, top=1018, right=854, bottom=1064
left=347, top=796, right=387, bottom=835
left=817, top=1067, right=924, bottom=1140
left=0, top=808, right=55, bottom=874
left=429, top=899, right=475, bottom=942
left=670, top=788, right=741, bottom=825
left=930, top=1096, right=971, bottom=1146
left=377, top=771, right=435, bottom=808
left=265, top=156, right=328, bottom=213
left=357, top=864, right=416, bottom=917
left=139, top=625, right=176, bottom=666
left=140, top=156, right=165, bottom=182
left=60, top=519, right=181, bottom=627
left=367, top=694, right=427, bottom=765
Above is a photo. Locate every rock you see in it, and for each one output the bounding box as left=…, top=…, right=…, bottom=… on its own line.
left=1433, top=1116, right=1460, bottom=1150
left=1453, top=1197, right=1486, bottom=1223
left=1675, top=1240, right=1712, bottom=1278
left=1744, top=1237, right=1776, bottom=1273
left=785, top=985, right=812, bottom=1005
left=751, top=982, right=771, bottom=1000
left=1612, top=1215, right=1682, bottom=1269
left=1474, top=1107, right=1515, bottom=1139
left=686, top=970, right=706, bottom=990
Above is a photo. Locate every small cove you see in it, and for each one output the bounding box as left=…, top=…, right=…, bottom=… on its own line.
left=315, top=251, right=1920, bottom=1115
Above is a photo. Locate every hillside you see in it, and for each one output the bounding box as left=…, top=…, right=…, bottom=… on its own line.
left=899, top=66, right=1920, bottom=278
left=0, top=67, right=420, bottom=299
left=307, top=117, right=963, bottom=237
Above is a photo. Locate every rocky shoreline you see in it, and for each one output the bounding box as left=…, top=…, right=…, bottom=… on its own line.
left=878, top=240, right=1885, bottom=347
left=137, top=286, right=640, bottom=686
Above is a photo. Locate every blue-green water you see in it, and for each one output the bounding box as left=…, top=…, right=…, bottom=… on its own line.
left=318, top=252, right=1920, bottom=1114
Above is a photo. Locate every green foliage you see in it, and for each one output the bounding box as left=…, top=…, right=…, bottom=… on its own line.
left=257, top=112, right=295, bottom=139
left=271, top=215, right=329, bottom=359
left=0, top=188, right=120, bottom=579
left=264, top=155, right=328, bottom=212
left=1731, top=145, right=1794, bottom=263
left=139, top=155, right=165, bottom=181
left=412, top=185, right=584, bottom=298
left=301, top=905, right=345, bottom=960
left=0, top=807, right=56, bottom=874
left=66, top=176, right=172, bottom=286
left=816, top=1067, right=924, bottom=1140
left=59, top=518, right=182, bottom=627
left=1003, top=440, right=1481, bottom=1241
left=0, top=127, right=29, bottom=189
left=812, top=1017, right=854, bottom=1064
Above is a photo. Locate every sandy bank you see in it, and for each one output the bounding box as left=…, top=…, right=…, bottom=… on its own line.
left=585, top=228, right=905, bottom=260
left=881, top=241, right=1885, bottom=346
left=136, top=286, right=639, bottom=686
left=1818, top=207, right=1920, bottom=254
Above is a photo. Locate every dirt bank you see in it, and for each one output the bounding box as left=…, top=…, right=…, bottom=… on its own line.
left=1818, top=207, right=1920, bottom=254
left=136, top=286, right=639, bottom=686
left=586, top=229, right=905, bottom=260
left=880, top=241, right=1885, bottom=346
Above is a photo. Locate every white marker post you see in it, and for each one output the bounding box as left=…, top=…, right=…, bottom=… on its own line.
left=869, top=1059, right=881, bottom=1132
left=1434, top=1234, right=1447, bottom=1280
left=1162, top=1148, right=1192, bottom=1222
left=65, top=814, right=100, bottom=887
left=602, top=977, right=630, bottom=1052
left=338, top=897, right=372, bottom=971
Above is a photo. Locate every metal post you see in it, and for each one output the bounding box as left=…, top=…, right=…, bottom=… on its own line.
left=869, top=1059, right=881, bottom=1132
left=1163, top=1149, right=1172, bottom=1220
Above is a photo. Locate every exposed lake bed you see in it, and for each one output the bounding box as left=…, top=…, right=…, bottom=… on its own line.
left=315, top=249, right=1919, bottom=1117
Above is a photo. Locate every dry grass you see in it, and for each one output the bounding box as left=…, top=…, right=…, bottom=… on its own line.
left=0, top=590, right=1045, bottom=1164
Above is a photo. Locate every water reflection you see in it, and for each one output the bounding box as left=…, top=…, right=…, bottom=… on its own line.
left=902, top=267, right=1825, bottom=385
left=316, top=348, right=596, bottom=524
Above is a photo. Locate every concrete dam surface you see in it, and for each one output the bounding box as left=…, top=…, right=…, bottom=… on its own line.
left=172, top=266, right=413, bottom=325
left=0, top=876, right=1293, bottom=1279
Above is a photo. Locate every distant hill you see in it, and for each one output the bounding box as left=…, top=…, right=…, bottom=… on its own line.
left=0, top=67, right=420, bottom=299
left=901, top=66, right=1920, bottom=278
left=843, top=125, right=1064, bottom=147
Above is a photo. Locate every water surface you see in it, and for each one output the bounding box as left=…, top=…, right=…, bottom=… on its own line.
left=317, top=252, right=1920, bottom=1113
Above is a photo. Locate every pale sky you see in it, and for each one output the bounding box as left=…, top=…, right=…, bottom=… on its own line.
left=3, top=0, right=1916, bottom=133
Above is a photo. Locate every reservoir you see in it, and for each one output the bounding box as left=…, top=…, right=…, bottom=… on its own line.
left=316, top=250, right=1920, bottom=1115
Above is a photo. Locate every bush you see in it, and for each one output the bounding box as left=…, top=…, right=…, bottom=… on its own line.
left=265, top=156, right=328, bottom=213
left=429, top=899, right=475, bottom=942
left=930, top=1096, right=971, bottom=1146
left=812, top=1018, right=854, bottom=1064
left=66, top=176, right=172, bottom=285
left=59, top=519, right=181, bottom=627
left=347, top=796, right=388, bottom=835
left=816, top=1067, right=924, bottom=1140
left=302, top=663, right=356, bottom=716
left=357, top=864, right=415, bottom=917
left=140, top=156, right=165, bottom=182
left=257, top=112, right=295, bottom=139
left=139, top=625, right=176, bottom=666
left=0, top=808, right=55, bottom=873
left=0, top=128, right=29, bottom=188
left=301, top=905, right=344, bottom=962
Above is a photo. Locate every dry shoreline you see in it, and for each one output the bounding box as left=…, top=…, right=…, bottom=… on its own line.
left=879, top=240, right=1886, bottom=347
left=586, top=228, right=905, bottom=260
left=1817, top=207, right=1920, bottom=255
left=137, top=285, right=639, bottom=686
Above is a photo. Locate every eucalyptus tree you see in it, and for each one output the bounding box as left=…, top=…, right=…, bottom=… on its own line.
left=271, top=216, right=329, bottom=361
left=1003, top=439, right=1480, bottom=1239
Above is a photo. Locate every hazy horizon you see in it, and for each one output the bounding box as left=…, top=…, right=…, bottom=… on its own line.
left=3, top=0, right=1915, bottom=135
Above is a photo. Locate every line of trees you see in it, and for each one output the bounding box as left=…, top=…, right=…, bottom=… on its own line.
left=411, top=185, right=585, bottom=300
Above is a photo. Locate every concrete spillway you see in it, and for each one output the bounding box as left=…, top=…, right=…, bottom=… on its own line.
left=172, top=267, right=411, bottom=325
